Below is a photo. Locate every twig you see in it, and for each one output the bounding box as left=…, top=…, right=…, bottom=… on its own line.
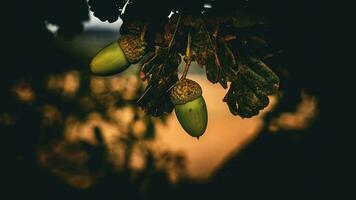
left=201, top=19, right=214, bottom=52
left=137, top=85, right=152, bottom=103
left=202, top=19, right=222, bottom=68
left=159, top=12, right=182, bottom=75
left=140, top=47, right=160, bottom=80
left=168, top=12, right=182, bottom=52
left=223, top=35, right=237, bottom=42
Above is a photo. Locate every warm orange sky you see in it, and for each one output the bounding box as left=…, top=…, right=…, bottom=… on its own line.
left=61, top=74, right=277, bottom=182
left=31, top=72, right=316, bottom=188
left=153, top=75, right=277, bottom=180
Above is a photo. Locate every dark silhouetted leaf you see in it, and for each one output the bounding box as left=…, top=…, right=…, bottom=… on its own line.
left=137, top=15, right=182, bottom=117
left=44, top=0, right=89, bottom=37
left=88, top=0, right=125, bottom=23
left=232, top=9, right=264, bottom=28
left=191, top=20, right=238, bottom=88
left=205, top=52, right=219, bottom=83
left=224, top=58, right=279, bottom=118
left=137, top=47, right=181, bottom=117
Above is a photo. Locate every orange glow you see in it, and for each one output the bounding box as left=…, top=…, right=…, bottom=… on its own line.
left=37, top=73, right=317, bottom=189
left=11, top=82, right=35, bottom=103
left=269, top=91, right=318, bottom=132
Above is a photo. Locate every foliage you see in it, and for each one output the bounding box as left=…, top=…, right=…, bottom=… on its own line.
left=89, top=0, right=281, bottom=118
left=3, top=0, right=324, bottom=198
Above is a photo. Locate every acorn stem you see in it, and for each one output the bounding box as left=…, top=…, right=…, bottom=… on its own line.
left=181, top=61, right=191, bottom=80
left=140, top=24, right=147, bottom=41
left=181, top=32, right=192, bottom=80
left=185, top=32, right=191, bottom=60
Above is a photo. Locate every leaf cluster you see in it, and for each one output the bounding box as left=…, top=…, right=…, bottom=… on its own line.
left=89, top=1, right=281, bottom=118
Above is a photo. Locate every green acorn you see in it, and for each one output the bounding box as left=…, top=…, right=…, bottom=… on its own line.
left=170, top=79, right=208, bottom=138
left=90, top=35, right=147, bottom=76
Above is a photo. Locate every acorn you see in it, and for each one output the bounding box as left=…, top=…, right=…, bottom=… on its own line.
left=170, top=79, right=208, bottom=138
left=90, top=35, right=147, bottom=76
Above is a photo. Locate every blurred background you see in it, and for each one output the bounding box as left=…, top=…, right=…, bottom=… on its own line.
left=2, top=0, right=328, bottom=199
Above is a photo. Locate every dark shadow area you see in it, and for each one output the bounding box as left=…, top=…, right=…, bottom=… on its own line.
left=2, top=0, right=335, bottom=199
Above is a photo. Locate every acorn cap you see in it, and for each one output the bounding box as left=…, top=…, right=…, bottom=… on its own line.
left=170, top=79, right=202, bottom=105
left=119, top=35, right=147, bottom=63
